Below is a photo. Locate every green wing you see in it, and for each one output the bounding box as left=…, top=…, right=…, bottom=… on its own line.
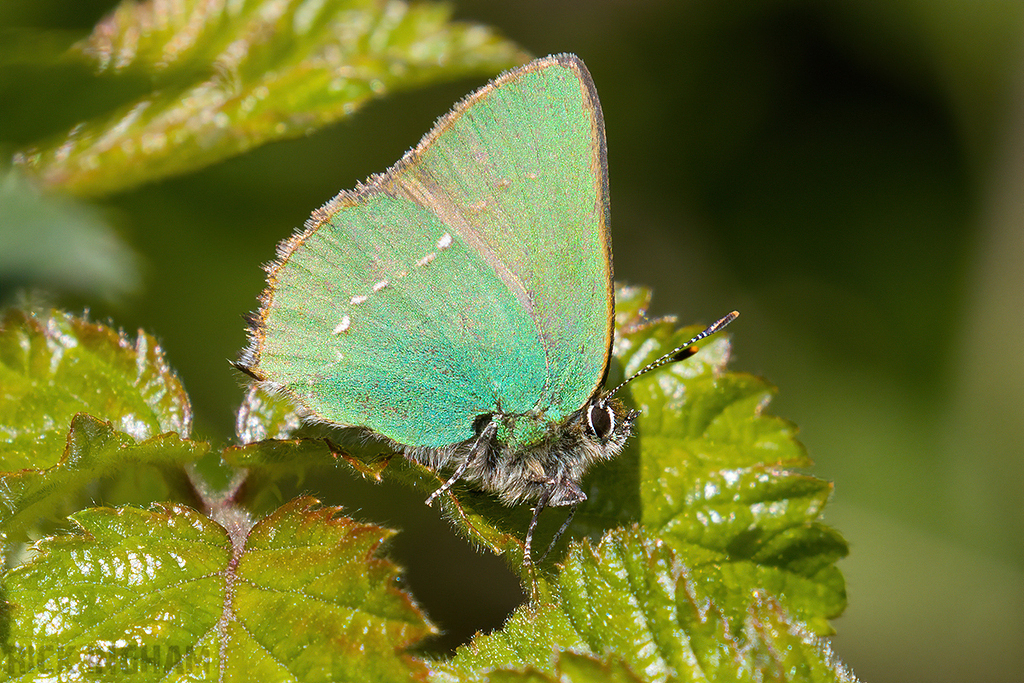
left=244, top=54, right=613, bottom=449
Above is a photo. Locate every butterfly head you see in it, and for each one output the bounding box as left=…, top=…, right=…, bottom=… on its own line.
left=546, top=392, right=637, bottom=504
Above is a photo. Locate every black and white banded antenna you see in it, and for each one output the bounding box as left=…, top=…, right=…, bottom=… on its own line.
left=607, top=310, right=739, bottom=398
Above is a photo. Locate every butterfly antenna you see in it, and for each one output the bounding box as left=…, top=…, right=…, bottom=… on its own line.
left=608, top=310, right=739, bottom=397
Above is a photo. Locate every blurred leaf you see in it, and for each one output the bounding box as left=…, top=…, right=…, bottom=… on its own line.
left=0, top=309, right=202, bottom=535
left=13, top=0, right=528, bottom=197
left=440, top=527, right=857, bottom=683
left=0, top=26, right=82, bottom=67
left=3, top=497, right=434, bottom=681
left=0, top=168, right=140, bottom=303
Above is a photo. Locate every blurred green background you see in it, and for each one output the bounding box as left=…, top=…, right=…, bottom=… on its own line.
left=2, top=1, right=1021, bottom=680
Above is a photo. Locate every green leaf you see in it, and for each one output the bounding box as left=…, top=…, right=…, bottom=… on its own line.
left=226, top=385, right=396, bottom=516
left=235, top=384, right=306, bottom=444
left=2, top=497, right=434, bottom=681
left=0, top=309, right=201, bottom=534
left=231, top=385, right=393, bottom=481
left=0, top=413, right=206, bottom=537
left=0, top=309, right=192, bottom=462
left=440, top=527, right=857, bottom=683
left=612, top=290, right=847, bottom=635
left=14, top=0, right=528, bottom=197
left=479, top=653, right=646, bottom=683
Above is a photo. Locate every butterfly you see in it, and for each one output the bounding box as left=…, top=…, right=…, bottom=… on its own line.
left=236, top=53, right=736, bottom=565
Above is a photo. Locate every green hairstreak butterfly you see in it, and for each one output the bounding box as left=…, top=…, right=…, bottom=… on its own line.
left=237, top=53, right=736, bottom=564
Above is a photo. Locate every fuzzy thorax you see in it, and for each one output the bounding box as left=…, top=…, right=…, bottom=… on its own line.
left=405, top=392, right=636, bottom=507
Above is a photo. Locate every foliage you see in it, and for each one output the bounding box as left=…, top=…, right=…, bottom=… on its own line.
left=0, top=1, right=854, bottom=680
left=0, top=290, right=853, bottom=681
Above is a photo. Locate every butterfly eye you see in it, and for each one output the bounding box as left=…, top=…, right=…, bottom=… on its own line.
left=587, top=401, right=615, bottom=439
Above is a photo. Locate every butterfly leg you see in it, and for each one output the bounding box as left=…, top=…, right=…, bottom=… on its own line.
left=424, top=418, right=497, bottom=506
left=538, top=502, right=578, bottom=564
left=527, top=478, right=587, bottom=565
left=524, top=487, right=552, bottom=568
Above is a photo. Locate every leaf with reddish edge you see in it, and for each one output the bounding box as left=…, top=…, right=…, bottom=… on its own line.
left=4, top=497, right=434, bottom=681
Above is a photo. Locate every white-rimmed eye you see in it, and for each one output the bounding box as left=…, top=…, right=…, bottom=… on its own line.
left=587, top=401, right=615, bottom=439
